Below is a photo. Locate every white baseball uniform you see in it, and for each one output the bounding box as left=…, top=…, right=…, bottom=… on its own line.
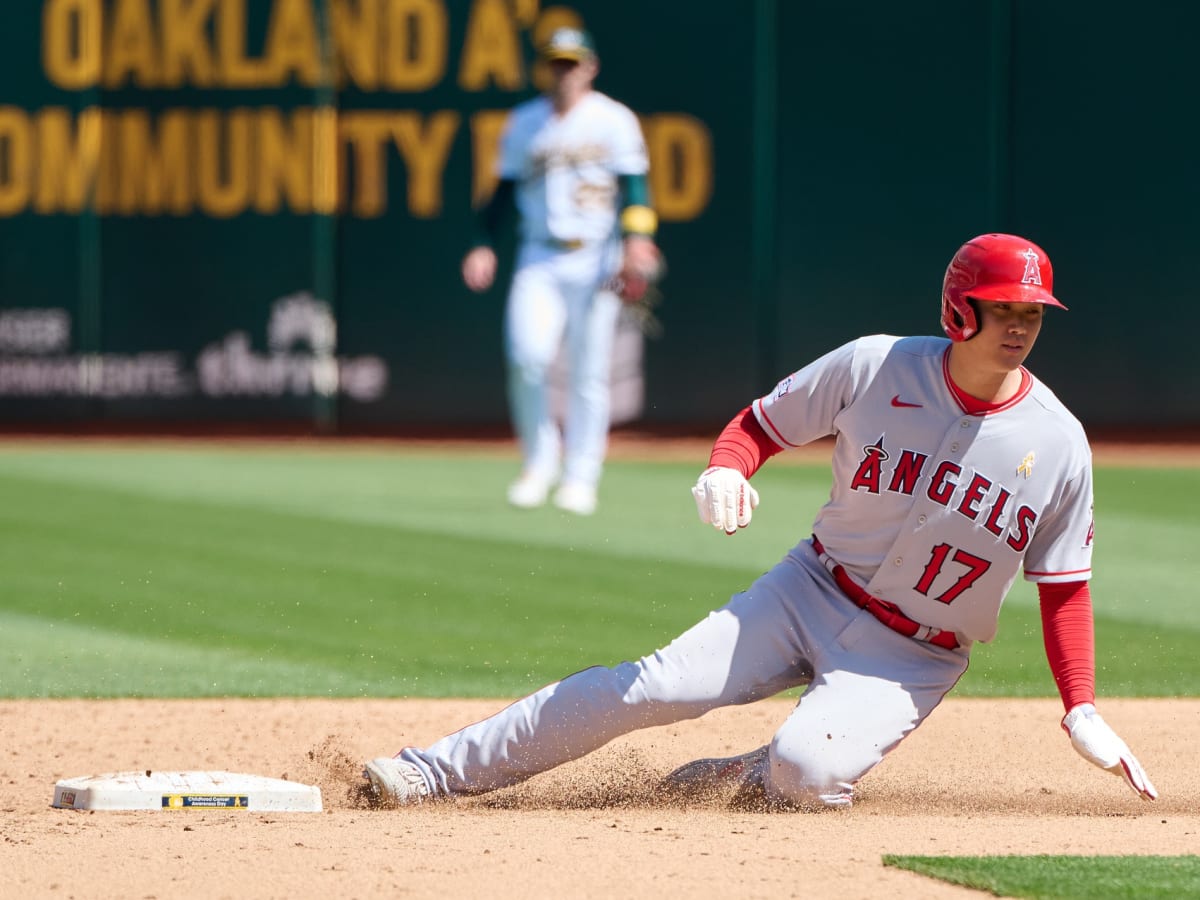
left=393, top=334, right=1095, bottom=807
left=499, top=91, right=649, bottom=490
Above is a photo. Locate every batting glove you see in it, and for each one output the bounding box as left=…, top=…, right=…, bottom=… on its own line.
left=1062, top=703, right=1157, bottom=800
left=692, top=466, right=759, bottom=535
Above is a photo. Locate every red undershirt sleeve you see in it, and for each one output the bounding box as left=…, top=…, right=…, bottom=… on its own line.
left=706, top=405, right=784, bottom=478
left=1038, top=580, right=1096, bottom=713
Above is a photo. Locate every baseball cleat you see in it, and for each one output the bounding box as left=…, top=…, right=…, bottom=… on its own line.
left=362, top=757, right=432, bottom=807
left=660, top=745, right=768, bottom=798
left=552, top=481, right=597, bottom=516
left=507, top=472, right=553, bottom=508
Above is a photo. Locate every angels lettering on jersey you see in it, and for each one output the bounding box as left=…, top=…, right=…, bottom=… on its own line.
left=848, top=436, right=1037, bottom=553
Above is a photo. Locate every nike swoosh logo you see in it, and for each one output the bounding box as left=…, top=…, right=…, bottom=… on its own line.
left=891, top=395, right=923, bottom=408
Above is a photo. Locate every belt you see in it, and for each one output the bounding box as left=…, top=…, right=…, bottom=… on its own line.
left=810, top=535, right=960, bottom=651
left=540, top=238, right=585, bottom=251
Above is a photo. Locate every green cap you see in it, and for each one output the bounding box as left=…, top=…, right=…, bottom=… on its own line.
left=540, top=27, right=596, bottom=62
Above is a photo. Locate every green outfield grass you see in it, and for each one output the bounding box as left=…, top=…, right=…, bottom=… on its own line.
left=883, top=855, right=1200, bottom=899
left=0, top=443, right=1196, bottom=698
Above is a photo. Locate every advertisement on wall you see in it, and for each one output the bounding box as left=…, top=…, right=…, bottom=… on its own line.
left=0, top=0, right=747, bottom=428
left=0, top=293, right=386, bottom=402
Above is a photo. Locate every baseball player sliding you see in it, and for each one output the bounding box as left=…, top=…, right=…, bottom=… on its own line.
left=462, top=27, right=661, bottom=516
left=369, top=233, right=1155, bottom=809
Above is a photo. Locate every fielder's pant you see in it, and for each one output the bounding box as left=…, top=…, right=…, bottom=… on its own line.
left=504, top=241, right=620, bottom=489
left=400, top=540, right=970, bottom=808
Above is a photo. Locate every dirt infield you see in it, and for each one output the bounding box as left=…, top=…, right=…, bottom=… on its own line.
left=4, top=697, right=1197, bottom=899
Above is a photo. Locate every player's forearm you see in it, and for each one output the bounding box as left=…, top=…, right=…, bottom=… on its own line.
left=617, top=173, right=657, bottom=240
left=1038, top=580, right=1096, bottom=711
left=707, top=406, right=783, bottom=478
left=471, top=178, right=517, bottom=249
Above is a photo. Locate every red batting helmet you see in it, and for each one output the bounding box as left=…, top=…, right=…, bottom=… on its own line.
left=941, top=233, right=1067, bottom=341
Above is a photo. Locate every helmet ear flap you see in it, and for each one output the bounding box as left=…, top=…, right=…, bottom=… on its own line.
left=941, top=286, right=980, bottom=341
left=959, top=298, right=980, bottom=339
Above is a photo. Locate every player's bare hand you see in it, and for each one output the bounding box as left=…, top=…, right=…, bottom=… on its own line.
left=614, top=236, right=663, bottom=304
left=1062, top=703, right=1157, bottom=800
left=691, top=466, right=759, bottom=535
left=462, top=246, right=498, bottom=293
left=622, top=235, right=659, bottom=272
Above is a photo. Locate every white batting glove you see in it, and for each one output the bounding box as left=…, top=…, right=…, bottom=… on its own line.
left=691, top=466, right=759, bottom=535
left=1062, top=703, right=1157, bottom=800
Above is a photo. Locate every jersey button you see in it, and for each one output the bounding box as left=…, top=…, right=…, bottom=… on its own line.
left=950, top=443, right=959, bottom=452
left=893, top=557, right=903, bottom=566
left=960, top=420, right=971, bottom=429
left=918, top=515, right=927, bottom=524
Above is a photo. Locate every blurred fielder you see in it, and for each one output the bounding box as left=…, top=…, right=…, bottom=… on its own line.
left=462, top=27, right=662, bottom=516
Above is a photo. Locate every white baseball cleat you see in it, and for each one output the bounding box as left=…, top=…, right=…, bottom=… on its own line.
left=362, top=757, right=432, bottom=807
left=507, top=472, right=554, bottom=509
left=553, top=481, right=597, bottom=516
left=661, top=745, right=768, bottom=798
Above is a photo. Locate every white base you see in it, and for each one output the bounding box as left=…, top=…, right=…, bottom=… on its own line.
left=52, top=770, right=322, bottom=812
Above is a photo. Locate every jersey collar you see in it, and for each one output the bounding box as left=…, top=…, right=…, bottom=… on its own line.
left=941, top=347, right=1032, bottom=415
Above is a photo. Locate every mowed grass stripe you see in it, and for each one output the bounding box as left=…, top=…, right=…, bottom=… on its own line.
left=0, top=445, right=827, bottom=571
left=5, top=446, right=1197, bottom=618
left=0, top=610, right=372, bottom=697
left=0, top=474, right=739, bottom=697
left=958, top=602, right=1200, bottom=697
left=0, top=445, right=1197, bottom=698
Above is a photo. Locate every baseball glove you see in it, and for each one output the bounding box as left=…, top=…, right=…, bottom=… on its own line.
left=609, top=241, right=666, bottom=337
left=612, top=252, right=664, bottom=304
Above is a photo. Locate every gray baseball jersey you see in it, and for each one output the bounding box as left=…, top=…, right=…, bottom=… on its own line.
left=754, top=333, right=1094, bottom=644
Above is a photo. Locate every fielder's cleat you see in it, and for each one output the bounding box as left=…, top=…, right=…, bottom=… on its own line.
left=362, top=757, right=432, bottom=807
left=507, top=472, right=554, bottom=509
left=661, top=745, right=768, bottom=799
left=552, top=481, right=597, bottom=516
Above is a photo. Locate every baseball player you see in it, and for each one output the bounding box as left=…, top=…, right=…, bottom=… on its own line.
left=462, top=27, right=662, bottom=516
left=368, top=233, right=1155, bottom=808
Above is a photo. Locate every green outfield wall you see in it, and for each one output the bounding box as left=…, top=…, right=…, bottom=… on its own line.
left=0, top=1, right=1196, bottom=431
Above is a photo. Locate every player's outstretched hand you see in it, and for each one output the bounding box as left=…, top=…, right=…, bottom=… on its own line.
left=1062, top=703, right=1157, bottom=800
left=691, top=466, right=759, bottom=535
left=462, top=246, right=498, bottom=293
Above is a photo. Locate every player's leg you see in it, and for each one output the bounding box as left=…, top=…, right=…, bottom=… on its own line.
left=387, top=558, right=819, bottom=799
left=504, top=260, right=567, bottom=503
left=555, top=288, right=620, bottom=513
left=659, top=545, right=969, bottom=808
left=760, top=573, right=969, bottom=808
left=554, top=256, right=621, bottom=513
